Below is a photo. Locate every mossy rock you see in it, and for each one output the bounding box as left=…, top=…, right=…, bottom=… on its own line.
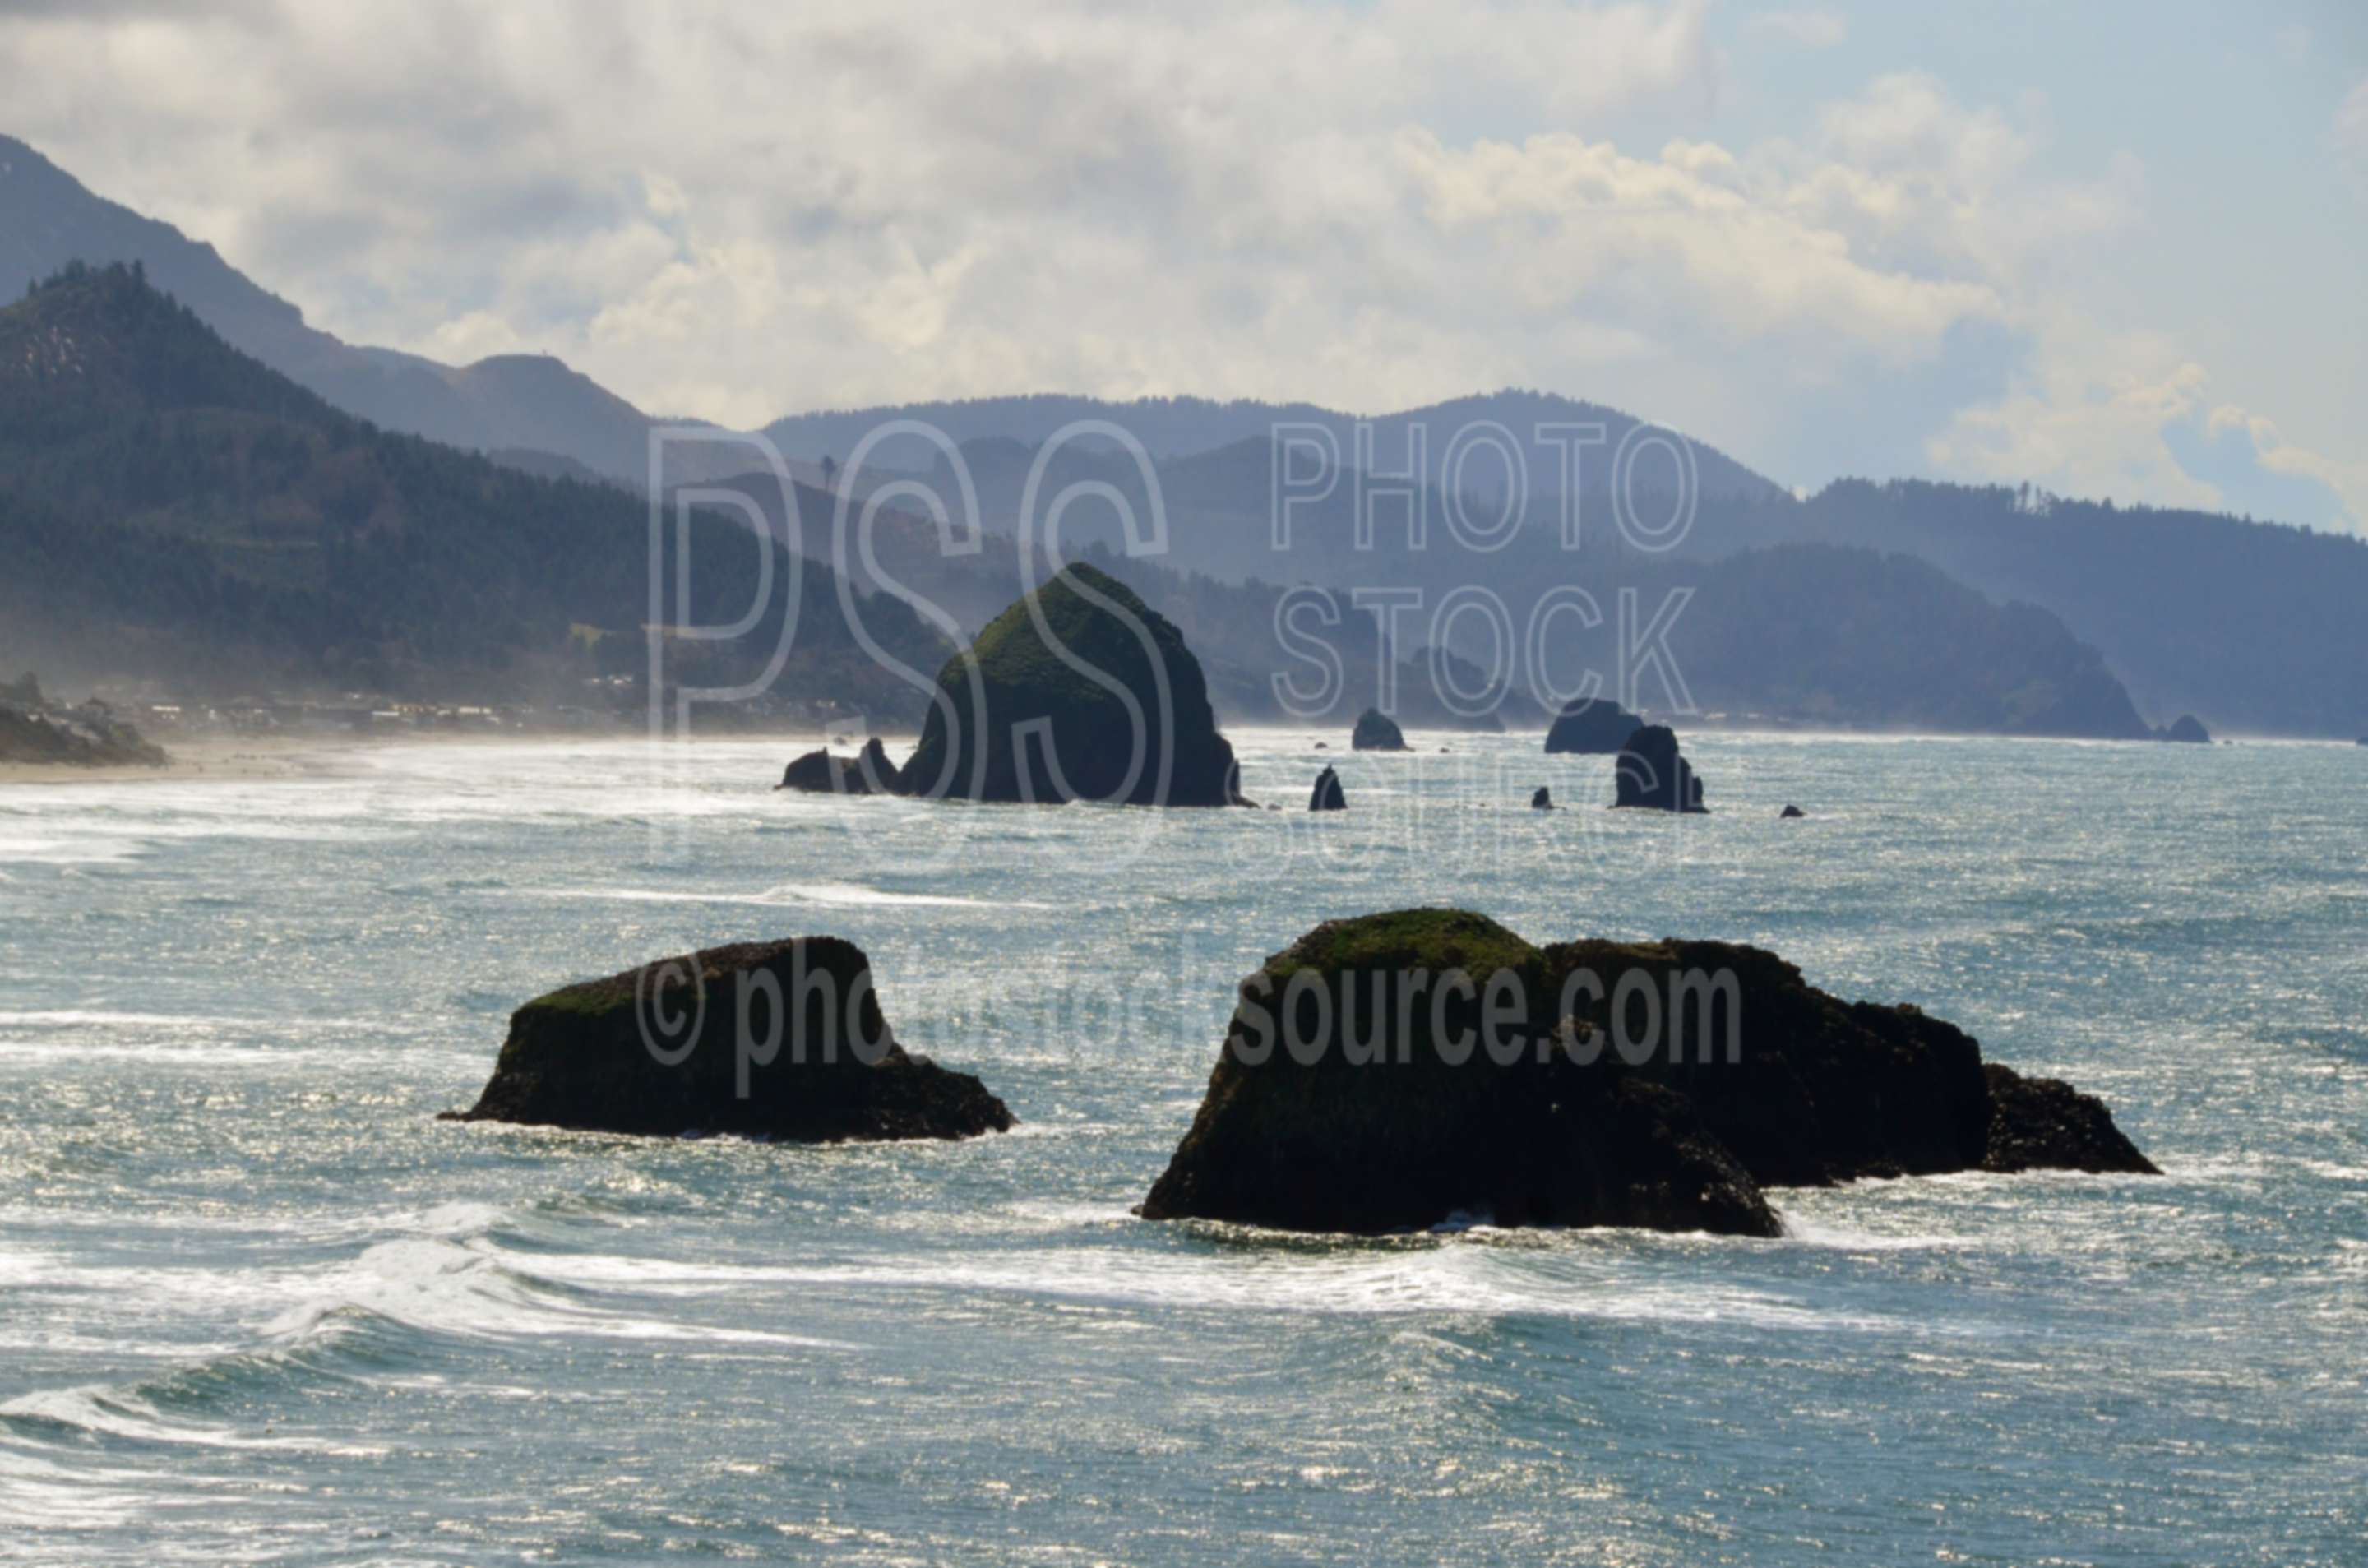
left=1140, top=909, right=2156, bottom=1236
left=447, top=937, right=1013, bottom=1141
left=897, top=564, right=1241, bottom=806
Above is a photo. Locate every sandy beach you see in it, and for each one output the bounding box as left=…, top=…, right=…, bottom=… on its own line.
left=0, top=732, right=368, bottom=787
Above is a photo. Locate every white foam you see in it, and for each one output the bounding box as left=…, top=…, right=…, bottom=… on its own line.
left=525, top=880, right=1043, bottom=909
left=261, top=1237, right=860, bottom=1352
left=501, top=1241, right=1931, bottom=1334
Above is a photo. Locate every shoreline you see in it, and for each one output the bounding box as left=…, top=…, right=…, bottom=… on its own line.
left=2, top=721, right=2344, bottom=790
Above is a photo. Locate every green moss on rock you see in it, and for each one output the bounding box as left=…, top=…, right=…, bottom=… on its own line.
left=895, top=565, right=1242, bottom=806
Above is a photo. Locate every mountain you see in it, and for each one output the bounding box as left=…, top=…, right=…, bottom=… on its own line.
left=1073, top=539, right=2151, bottom=738
left=1755, top=480, right=2368, bottom=738
left=0, top=134, right=659, bottom=483
left=0, top=263, right=946, bottom=711
left=762, top=388, right=1788, bottom=500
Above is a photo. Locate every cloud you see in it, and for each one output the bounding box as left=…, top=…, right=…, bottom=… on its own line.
left=1741, top=7, right=1846, bottom=49
left=0, top=0, right=2344, bottom=530
left=1927, top=321, right=2363, bottom=529
left=2338, top=76, right=2368, bottom=195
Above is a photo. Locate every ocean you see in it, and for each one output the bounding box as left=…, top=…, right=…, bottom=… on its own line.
left=2, top=731, right=2363, bottom=1566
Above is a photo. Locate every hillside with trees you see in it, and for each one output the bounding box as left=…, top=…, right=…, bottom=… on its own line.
left=0, top=263, right=946, bottom=713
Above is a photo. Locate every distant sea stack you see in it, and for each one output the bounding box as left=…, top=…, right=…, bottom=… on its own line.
left=446, top=937, right=1013, bottom=1141
left=1138, top=910, right=2155, bottom=1237
left=895, top=565, right=1244, bottom=807
left=1612, top=724, right=1706, bottom=812
left=1351, top=707, right=1408, bottom=752
left=1531, top=786, right=1554, bottom=811
left=778, top=737, right=903, bottom=794
left=1309, top=765, right=1346, bottom=812
left=1780, top=804, right=1806, bottom=819
left=1544, top=696, right=1645, bottom=754
left=2153, top=715, right=2212, bottom=744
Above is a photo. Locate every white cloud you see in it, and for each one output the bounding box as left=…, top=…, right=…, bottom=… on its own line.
left=1928, top=323, right=2365, bottom=528
left=0, top=0, right=2345, bottom=529
left=1741, top=7, right=1847, bottom=49
left=2212, top=405, right=2368, bottom=525
left=2338, top=77, right=2368, bottom=195
left=1926, top=324, right=2222, bottom=509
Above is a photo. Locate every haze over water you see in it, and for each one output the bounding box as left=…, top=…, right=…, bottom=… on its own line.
left=2, top=733, right=2364, bottom=1565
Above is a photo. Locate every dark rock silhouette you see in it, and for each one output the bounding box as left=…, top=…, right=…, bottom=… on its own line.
left=1138, top=912, right=1776, bottom=1237
left=1531, top=786, right=1554, bottom=810
left=1780, top=804, right=1806, bottom=819
left=1612, top=724, right=1706, bottom=812
left=2153, top=714, right=2211, bottom=744
left=1981, top=1064, right=2160, bottom=1174
left=1544, top=696, right=1646, bottom=754
left=895, top=564, right=1242, bottom=806
left=1543, top=937, right=2152, bottom=1186
left=446, top=937, right=1013, bottom=1141
left=1309, top=765, right=1345, bottom=812
left=778, top=737, right=903, bottom=794
left=1138, top=910, right=2156, bottom=1236
left=1351, top=707, right=1408, bottom=751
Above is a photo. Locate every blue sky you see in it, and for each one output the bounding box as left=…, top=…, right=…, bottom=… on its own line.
left=1, top=0, right=2361, bottom=527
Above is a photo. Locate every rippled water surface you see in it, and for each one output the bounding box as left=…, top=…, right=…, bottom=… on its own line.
left=2, top=733, right=2364, bottom=1565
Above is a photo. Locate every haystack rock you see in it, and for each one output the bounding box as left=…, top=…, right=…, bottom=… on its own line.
left=1612, top=724, right=1706, bottom=812
left=1138, top=910, right=2153, bottom=1237
left=1309, top=765, right=1345, bottom=812
left=1545, top=696, right=1645, bottom=754
left=446, top=937, right=1013, bottom=1141
left=894, top=565, right=1243, bottom=806
left=1351, top=707, right=1408, bottom=752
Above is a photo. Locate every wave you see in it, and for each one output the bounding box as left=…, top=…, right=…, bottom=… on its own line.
left=502, top=1237, right=1945, bottom=1336
left=525, top=880, right=1048, bottom=910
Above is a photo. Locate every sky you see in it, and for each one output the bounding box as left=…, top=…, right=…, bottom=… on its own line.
left=2, top=0, right=2362, bottom=528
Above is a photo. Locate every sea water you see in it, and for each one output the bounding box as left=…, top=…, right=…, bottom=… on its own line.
left=2, top=732, right=2363, bottom=1565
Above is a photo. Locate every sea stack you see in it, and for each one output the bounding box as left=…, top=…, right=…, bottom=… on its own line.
left=1531, top=786, right=1554, bottom=810
left=2153, top=715, right=2211, bottom=744
left=1544, top=696, right=1645, bottom=754
left=894, top=564, right=1243, bottom=806
left=1612, top=724, right=1706, bottom=812
left=446, top=937, right=1013, bottom=1141
left=778, top=737, right=903, bottom=794
left=1137, top=912, right=1776, bottom=1236
left=1138, top=910, right=2155, bottom=1237
left=1351, top=707, right=1408, bottom=752
left=1780, top=804, right=1806, bottom=819
left=1309, top=765, right=1346, bottom=812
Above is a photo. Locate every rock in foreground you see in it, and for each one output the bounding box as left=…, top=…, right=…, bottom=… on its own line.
left=1544, top=696, right=1645, bottom=754
left=1139, top=910, right=2153, bottom=1236
left=448, top=937, right=1012, bottom=1141
left=1309, top=765, right=1345, bottom=811
left=1139, top=912, right=1776, bottom=1237
left=1351, top=707, right=1408, bottom=751
left=895, top=565, right=1242, bottom=806
left=1981, top=1063, right=2160, bottom=1174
